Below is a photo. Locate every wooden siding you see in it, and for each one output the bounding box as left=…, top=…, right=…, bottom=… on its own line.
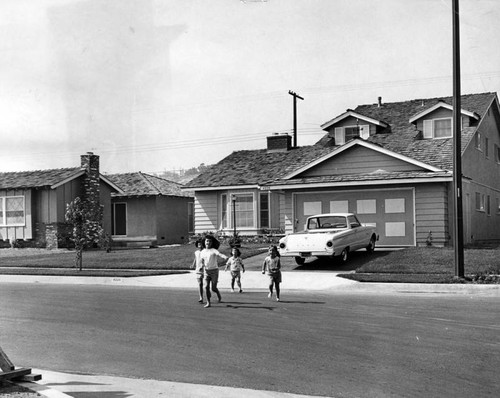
left=0, top=188, right=32, bottom=241
left=194, top=191, right=218, bottom=233
left=300, top=146, right=424, bottom=177
left=414, top=183, right=449, bottom=246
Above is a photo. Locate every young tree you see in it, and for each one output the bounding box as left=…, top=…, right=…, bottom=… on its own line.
left=65, top=197, right=109, bottom=271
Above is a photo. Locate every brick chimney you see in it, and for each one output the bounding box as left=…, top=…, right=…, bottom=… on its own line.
left=80, top=152, right=101, bottom=220
left=267, top=133, right=292, bottom=152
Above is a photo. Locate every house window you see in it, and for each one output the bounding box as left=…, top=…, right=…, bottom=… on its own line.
left=260, top=193, right=269, bottom=228
left=475, top=132, right=482, bottom=151
left=112, top=202, right=127, bottom=235
left=0, top=196, right=25, bottom=226
left=495, top=144, right=500, bottom=163
left=188, top=202, right=194, bottom=233
left=423, top=118, right=452, bottom=139
left=221, top=194, right=228, bottom=229
left=334, top=125, right=369, bottom=145
left=475, top=192, right=485, bottom=212
left=487, top=195, right=491, bottom=216
left=234, top=194, right=254, bottom=228
left=485, top=137, right=489, bottom=158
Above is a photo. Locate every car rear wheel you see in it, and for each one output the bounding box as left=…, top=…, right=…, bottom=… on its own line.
left=339, top=248, right=349, bottom=263
left=366, top=236, right=376, bottom=253
left=295, top=256, right=306, bottom=265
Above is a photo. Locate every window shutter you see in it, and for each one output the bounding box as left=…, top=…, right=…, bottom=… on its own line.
left=423, top=120, right=433, bottom=139
left=334, top=127, right=345, bottom=145
left=360, top=125, right=370, bottom=139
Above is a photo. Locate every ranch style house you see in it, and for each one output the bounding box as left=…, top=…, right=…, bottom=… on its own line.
left=183, top=92, right=500, bottom=247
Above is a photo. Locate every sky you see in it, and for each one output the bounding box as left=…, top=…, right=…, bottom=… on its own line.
left=1, top=0, right=499, bottom=175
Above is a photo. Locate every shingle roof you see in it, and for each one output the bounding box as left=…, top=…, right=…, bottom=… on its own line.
left=317, top=92, right=496, bottom=170
left=185, top=92, right=497, bottom=189
left=0, top=167, right=82, bottom=189
left=185, top=146, right=334, bottom=188
left=107, top=172, right=192, bottom=197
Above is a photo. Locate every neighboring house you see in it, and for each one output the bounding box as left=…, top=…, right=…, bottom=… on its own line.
left=106, top=172, right=194, bottom=247
left=0, top=153, right=122, bottom=249
left=184, top=92, right=500, bottom=247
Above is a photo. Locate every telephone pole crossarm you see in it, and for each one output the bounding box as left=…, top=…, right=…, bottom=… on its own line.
left=288, top=90, right=304, bottom=147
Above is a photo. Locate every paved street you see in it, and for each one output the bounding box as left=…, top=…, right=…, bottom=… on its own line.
left=1, top=279, right=499, bottom=397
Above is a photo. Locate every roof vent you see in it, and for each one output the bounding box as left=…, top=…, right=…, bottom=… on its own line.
left=267, top=133, right=292, bottom=153
left=378, top=97, right=382, bottom=107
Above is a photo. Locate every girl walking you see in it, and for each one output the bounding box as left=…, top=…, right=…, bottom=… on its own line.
left=225, top=247, right=245, bottom=293
left=262, top=245, right=282, bottom=301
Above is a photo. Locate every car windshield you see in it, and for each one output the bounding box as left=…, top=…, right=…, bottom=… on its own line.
left=308, top=216, right=347, bottom=229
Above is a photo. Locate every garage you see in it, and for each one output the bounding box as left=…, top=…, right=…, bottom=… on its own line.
left=293, top=188, right=415, bottom=246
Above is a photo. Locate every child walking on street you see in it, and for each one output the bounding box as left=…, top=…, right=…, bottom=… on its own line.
left=225, top=247, right=245, bottom=293
left=200, top=235, right=228, bottom=308
left=191, top=239, right=204, bottom=303
left=262, top=245, right=282, bottom=301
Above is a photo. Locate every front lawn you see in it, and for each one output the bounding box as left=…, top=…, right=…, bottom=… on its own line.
left=0, top=243, right=266, bottom=277
left=339, top=247, right=500, bottom=283
left=1, top=244, right=499, bottom=283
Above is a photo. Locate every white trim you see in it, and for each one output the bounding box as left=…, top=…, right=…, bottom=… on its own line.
left=268, top=176, right=452, bottom=190
left=99, top=174, right=125, bottom=193
left=321, top=110, right=389, bottom=130
left=0, top=195, right=26, bottom=227
left=409, top=101, right=479, bottom=123
left=50, top=170, right=124, bottom=194
left=182, top=184, right=259, bottom=192
left=50, top=170, right=86, bottom=188
left=283, top=139, right=443, bottom=179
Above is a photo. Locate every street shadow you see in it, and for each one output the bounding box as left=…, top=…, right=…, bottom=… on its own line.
left=69, top=392, right=133, bottom=398
left=276, top=301, right=325, bottom=304
left=224, top=304, right=275, bottom=310
left=290, top=250, right=391, bottom=272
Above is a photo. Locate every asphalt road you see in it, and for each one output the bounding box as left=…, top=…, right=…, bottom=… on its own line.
left=1, top=283, right=499, bottom=397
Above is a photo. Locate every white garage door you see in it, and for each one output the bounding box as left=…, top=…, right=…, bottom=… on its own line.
left=294, top=188, right=415, bottom=246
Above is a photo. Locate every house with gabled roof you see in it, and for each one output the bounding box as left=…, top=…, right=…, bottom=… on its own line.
left=106, top=172, right=194, bottom=247
left=184, top=92, right=500, bottom=247
left=0, top=152, right=122, bottom=249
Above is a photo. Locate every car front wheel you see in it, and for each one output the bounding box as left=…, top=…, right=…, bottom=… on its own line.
left=295, top=256, right=306, bottom=265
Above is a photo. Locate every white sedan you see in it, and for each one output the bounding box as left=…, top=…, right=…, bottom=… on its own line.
left=278, top=213, right=378, bottom=264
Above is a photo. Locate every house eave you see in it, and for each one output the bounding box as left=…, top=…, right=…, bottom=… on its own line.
left=284, top=139, right=443, bottom=179
left=409, top=101, right=480, bottom=124
left=50, top=170, right=86, bottom=189
left=266, top=176, right=453, bottom=190
left=182, top=184, right=260, bottom=192
left=320, top=110, right=389, bottom=130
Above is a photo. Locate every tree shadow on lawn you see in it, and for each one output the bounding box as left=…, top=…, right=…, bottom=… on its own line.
left=287, top=250, right=391, bottom=272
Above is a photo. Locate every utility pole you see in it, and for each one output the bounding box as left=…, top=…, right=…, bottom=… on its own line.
left=452, top=0, right=464, bottom=277
left=288, top=90, right=304, bottom=147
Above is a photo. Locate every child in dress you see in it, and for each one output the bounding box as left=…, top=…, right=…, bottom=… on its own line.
left=200, top=235, right=228, bottom=308
left=225, top=247, right=245, bottom=293
left=191, top=239, right=204, bottom=303
left=262, top=245, right=282, bottom=301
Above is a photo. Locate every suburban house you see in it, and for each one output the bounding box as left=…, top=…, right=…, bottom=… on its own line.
left=106, top=172, right=194, bottom=247
left=0, top=153, right=122, bottom=249
left=184, top=92, right=500, bottom=247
